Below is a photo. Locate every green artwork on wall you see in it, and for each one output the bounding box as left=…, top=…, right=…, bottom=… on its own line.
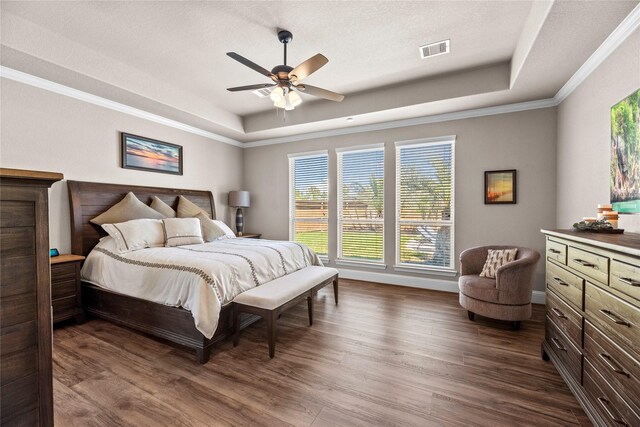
left=611, top=89, right=640, bottom=213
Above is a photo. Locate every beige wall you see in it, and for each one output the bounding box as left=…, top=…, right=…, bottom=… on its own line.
left=557, top=29, right=640, bottom=232
left=0, top=79, right=244, bottom=253
left=244, top=108, right=558, bottom=292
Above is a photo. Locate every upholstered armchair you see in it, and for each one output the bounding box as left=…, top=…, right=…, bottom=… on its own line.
left=458, top=246, right=541, bottom=330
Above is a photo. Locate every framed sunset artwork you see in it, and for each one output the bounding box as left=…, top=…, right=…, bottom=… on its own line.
left=121, top=133, right=183, bottom=175
left=484, top=169, right=517, bottom=204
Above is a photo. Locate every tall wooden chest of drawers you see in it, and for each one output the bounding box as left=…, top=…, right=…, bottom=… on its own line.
left=1, top=168, right=62, bottom=426
left=541, top=229, right=640, bottom=427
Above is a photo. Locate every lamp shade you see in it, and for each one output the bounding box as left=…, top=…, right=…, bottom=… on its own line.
left=228, top=190, right=250, bottom=208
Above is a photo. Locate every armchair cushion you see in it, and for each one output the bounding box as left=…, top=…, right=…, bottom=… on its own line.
left=459, top=275, right=499, bottom=302
left=479, top=248, right=518, bottom=279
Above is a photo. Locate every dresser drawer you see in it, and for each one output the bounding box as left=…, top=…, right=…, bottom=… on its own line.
left=51, top=262, right=77, bottom=283
left=547, top=261, right=584, bottom=310
left=568, top=246, right=609, bottom=285
left=546, top=315, right=582, bottom=384
left=547, top=239, right=567, bottom=265
left=546, top=289, right=583, bottom=348
left=51, top=279, right=76, bottom=300
left=611, top=259, right=640, bottom=303
left=584, top=321, right=640, bottom=415
left=52, top=296, right=78, bottom=321
left=586, top=282, right=640, bottom=358
left=584, top=359, right=640, bottom=427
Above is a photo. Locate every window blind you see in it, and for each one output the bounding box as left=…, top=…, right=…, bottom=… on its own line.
left=289, top=152, right=329, bottom=257
left=396, top=140, right=454, bottom=269
left=337, top=147, right=384, bottom=263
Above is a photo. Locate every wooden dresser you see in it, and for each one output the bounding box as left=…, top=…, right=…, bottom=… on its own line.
left=1, top=168, right=63, bottom=426
left=541, top=229, right=640, bottom=427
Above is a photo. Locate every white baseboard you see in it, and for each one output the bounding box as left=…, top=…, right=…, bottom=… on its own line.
left=336, top=267, right=546, bottom=305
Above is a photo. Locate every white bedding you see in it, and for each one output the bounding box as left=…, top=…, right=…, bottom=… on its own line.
left=81, top=237, right=322, bottom=338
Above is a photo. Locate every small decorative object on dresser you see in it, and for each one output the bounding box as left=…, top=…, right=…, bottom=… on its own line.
left=484, top=169, right=517, bottom=204
left=1, top=167, right=63, bottom=427
left=51, top=254, right=86, bottom=324
left=541, top=229, right=640, bottom=427
left=228, top=190, right=250, bottom=236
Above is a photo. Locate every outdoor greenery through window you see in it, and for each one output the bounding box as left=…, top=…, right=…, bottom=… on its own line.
left=289, top=151, right=328, bottom=257
left=396, top=138, right=454, bottom=269
left=337, top=146, right=384, bottom=263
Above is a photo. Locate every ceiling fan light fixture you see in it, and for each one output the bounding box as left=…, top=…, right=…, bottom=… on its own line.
left=288, top=90, right=302, bottom=107
left=270, top=87, right=284, bottom=103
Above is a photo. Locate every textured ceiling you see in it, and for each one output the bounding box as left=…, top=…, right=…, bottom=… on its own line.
left=1, top=1, right=638, bottom=142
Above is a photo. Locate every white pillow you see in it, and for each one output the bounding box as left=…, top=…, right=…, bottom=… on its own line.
left=101, top=219, right=165, bottom=253
left=90, top=192, right=164, bottom=225
left=195, top=212, right=227, bottom=242
left=162, top=218, right=204, bottom=247
left=213, top=220, right=236, bottom=239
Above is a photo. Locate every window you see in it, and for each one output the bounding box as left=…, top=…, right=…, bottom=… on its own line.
left=396, top=137, right=455, bottom=270
left=337, top=145, right=384, bottom=264
left=289, top=151, right=329, bottom=257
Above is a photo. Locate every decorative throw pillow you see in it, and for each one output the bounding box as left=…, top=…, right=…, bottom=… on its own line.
left=177, top=195, right=210, bottom=219
left=150, top=196, right=176, bottom=218
left=479, top=248, right=519, bottom=279
left=101, top=219, right=165, bottom=253
left=195, top=212, right=227, bottom=242
left=162, top=218, right=204, bottom=247
left=213, top=220, right=236, bottom=239
left=90, top=192, right=164, bottom=225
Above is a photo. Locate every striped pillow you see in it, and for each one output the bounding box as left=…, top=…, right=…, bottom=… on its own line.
left=479, top=248, right=518, bottom=279
left=162, top=218, right=204, bottom=247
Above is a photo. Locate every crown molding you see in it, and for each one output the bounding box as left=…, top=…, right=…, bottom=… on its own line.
left=554, top=3, right=640, bottom=104
left=242, top=98, right=558, bottom=148
left=0, top=66, right=244, bottom=147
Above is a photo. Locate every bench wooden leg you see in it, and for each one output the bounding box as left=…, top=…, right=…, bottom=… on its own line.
left=267, top=311, right=277, bottom=358
left=333, top=278, right=339, bottom=305
left=307, top=294, right=314, bottom=326
left=232, top=303, right=240, bottom=347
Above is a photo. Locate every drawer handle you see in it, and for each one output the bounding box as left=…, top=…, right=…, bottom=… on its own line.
left=551, top=307, right=567, bottom=319
left=553, top=277, right=569, bottom=287
left=597, top=397, right=628, bottom=426
left=618, top=277, right=640, bottom=287
left=600, top=309, right=631, bottom=327
left=548, top=248, right=561, bottom=254
left=572, top=258, right=598, bottom=269
left=551, top=337, right=566, bottom=352
left=599, top=353, right=630, bottom=377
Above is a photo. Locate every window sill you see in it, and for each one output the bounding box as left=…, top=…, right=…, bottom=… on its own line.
left=393, top=264, right=458, bottom=277
left=335, top=259, right=387, bottom=270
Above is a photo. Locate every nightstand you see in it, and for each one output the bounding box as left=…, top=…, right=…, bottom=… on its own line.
left=50, top=254, right=85, bottom=324
left=238, top=233, right=261, bottom=239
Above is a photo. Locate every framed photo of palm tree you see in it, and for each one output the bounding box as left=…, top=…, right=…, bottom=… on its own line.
left=484, top=170, right=517, bottom=204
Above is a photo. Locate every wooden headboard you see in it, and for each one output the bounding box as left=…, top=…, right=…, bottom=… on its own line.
left=67, top=180, right=215, bottom=256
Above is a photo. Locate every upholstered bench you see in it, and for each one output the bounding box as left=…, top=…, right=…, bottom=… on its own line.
left=232, top=266, right=339, bottom=358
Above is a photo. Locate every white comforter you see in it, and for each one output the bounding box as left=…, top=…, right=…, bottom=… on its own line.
left=81, top=237, right=322, bottom=338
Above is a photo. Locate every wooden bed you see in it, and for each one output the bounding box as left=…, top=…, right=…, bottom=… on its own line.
left=67, top=180, right=258, bottom=363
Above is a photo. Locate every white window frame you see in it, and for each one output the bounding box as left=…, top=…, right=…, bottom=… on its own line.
left=288, top=150, right=329, bottom=260
left=336, top=143, right=386, bottom=267
left=394, top=136, right=456, bottom=273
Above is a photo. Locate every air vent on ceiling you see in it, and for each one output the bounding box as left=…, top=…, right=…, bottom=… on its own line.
left=419, top=39, right=450, bottom=59
left=252, top=88, right=273, bottom=98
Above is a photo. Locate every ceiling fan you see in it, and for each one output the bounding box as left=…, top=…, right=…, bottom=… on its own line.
left=226, top=30, right=344, bottom=111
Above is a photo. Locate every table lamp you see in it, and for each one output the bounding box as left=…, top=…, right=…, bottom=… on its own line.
left=228, top=191, right=250, bottom=236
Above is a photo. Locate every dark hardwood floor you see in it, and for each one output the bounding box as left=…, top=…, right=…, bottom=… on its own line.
left=52, top=279, right=589, bottom=426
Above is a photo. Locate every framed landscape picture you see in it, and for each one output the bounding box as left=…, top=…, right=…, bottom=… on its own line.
left=611, top=89, right=640, bottom=213
left=484, top=169, right=517, bottom=204
left=121, top=133, right=183, bottom=175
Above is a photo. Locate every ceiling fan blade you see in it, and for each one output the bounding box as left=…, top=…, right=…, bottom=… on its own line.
left=295, top=84, right=344, bottom=102
left=226, top=52, right=275, bottom=79
left=227, top=83, right=276, bottom=92
left=288, top=54, right=328, bottom=82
